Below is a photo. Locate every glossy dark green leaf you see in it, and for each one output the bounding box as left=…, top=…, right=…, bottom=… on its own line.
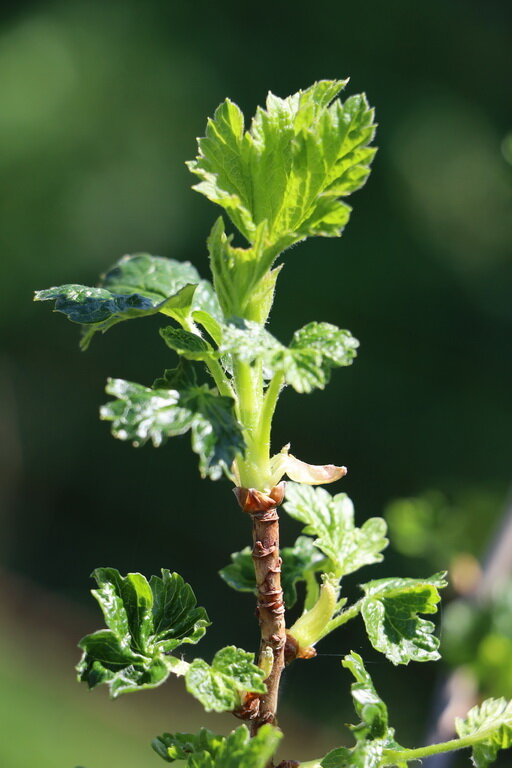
left=35, top=254, right=203, bottom=349
left=160, top=327, right=214, bottom=361
left=283, top=484, right=388, bottom=578
left=219, top=536, right=324, bottom=608
left=360, top=573, right=447, bottom=665
left=77, top=568, right=209, bottom=698
left=185, top=646, right=266, bottom=712
left=100, top=373, right=244, bottom=480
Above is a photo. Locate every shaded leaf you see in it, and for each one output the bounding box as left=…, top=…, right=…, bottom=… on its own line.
left=160, top=327, right=214, bottom=361
left=100, top=372, right=244, bottom=480
left=219, top=535, right=324, bottom=609
left=283, top=484, right=388, bottom=577
left=360, top=573, right=447, bottom=665
left=185, top=646, right=266, bottom=713
left=77, top=568, right=209, bottom=698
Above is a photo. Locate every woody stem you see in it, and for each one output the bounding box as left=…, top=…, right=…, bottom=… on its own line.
left=235, top=484, right=287, bottom=737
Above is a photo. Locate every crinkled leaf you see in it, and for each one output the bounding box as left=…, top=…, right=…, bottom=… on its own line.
left=100, top=373, right=244, bottom=480
left=152, top=728, right=224, bottom=763
left=219, top=319, right=358, bottom=394
left=360, top=573, right=447, bottom=665
left=188, top=80, right=376, bottom=251
left=321, top=742, right=385, bottom=768
left=160, top=327, right=214, bottom=361
left=35, top=254, right=203, bottom=349
left=455, top=698, right=512, bottom=768
left=185, top=646, right=266, bottom=713
left=219, top=535, right=324, bottom=609
left=343, top=652, right=390, bottom=741
left=283, top=484, right=388, bottom=577
left=320, top=653, right=405, bottom=768
left=77, top=568, right=209, bottom=698
left=154, top=725, right=281, bottom=768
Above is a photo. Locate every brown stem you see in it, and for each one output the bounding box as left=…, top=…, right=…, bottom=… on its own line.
left=234, top=483, right=287, bottom=735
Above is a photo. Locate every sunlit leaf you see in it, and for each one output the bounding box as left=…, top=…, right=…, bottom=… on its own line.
left=185, top=646, right=266, bottom=713
left=77, top=568, right=209, bottom=698
left=360, top=573, right=447, bottom=665
left=283, top=484, right=388, bottom=577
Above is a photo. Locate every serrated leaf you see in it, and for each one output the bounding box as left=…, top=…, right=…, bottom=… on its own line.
left=283, top=484, right=388, bottom=577
left=185, top=646, right=266, bottom=713
left=320, top=653, right=405, bottom=768
left=35, top=254, right=203, bottom=349
left=342, top=652, right=389, bottom=741
left=155, top=725, right=280, bottom=768
left=188, top=80, right=376, bottom=252
left=100, top=372, right=244, bottom=480
left=77, top=568, right=209, bottom=698
left=219, top=535, right=325, bottom=609
left=160, top=327, right=214, bottom=361
left=360, top=573, right=447, bottom=665
left=152, top=728, right=224, bottom=763
left=219, top=319, right=358, bottom=394
left=455, top=698, right=512, bottom=767
left=321, top=742, right=385, bottom=768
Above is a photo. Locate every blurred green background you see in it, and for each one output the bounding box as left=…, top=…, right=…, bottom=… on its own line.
left=1, top=0, right=511, bottom=766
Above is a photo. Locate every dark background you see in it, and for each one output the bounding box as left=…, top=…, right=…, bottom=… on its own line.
left=1, top=1, right=511, bottom=766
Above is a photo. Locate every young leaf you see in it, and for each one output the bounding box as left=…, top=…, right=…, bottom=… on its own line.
left=35, top=254, right=203, bottom=349
left=283, top=484, right=388, bottom=577
left=455, top=698, right=512, bottom=768
left=185, top=646, right=266, bottom=713
left=360, top=573, right=447, bottom=665
left=219, top=319, right=358, bottom=394
left=77, top=568, right=210, bottom=698
left=152, top=728, right=224, bottom=763
left=100, top=371, right=244, bottom=480
left=219, top=535, right=325, bottom=609
left=321, top=653, right=406, bottom=768
left=160, top=327, right=214, bottom=361
left=154, top=725, right=281, bottom=768
left=188, top=81, right=376, bottom=252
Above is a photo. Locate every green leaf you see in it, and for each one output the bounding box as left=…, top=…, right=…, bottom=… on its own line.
left=35, top=254, right=203, bottom=349
left=219, top=319, right=358, bottom=394
left=152, top=728, right=224, bottom=763
left=100, top=371, right=244, bottom=480
left=154, top=725, right=281, bottom=768
left=188, top=81, right=376, bottom=251
left=160, top=327, right=214, bottom=361
left=77, top=568, right=209, bottom=698
left=455, top=698, right=512, bottom=767
left=219, top=535, right=324, bottom=609
left=283, top=484, right=388, bottom=577
left=320, top=653, right=405, bottom=768
left=185, top=646, right=266, bottom=713
left=321, top=742, right=385, bottom=768
left=342, top=652, right=389, bottom=741
left=360, top=573, right=447, bottom=665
